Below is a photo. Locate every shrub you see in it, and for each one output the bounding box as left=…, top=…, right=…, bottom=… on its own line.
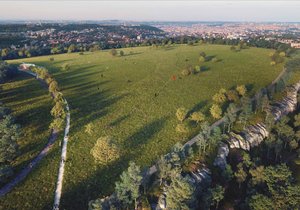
left=210, top=104, right=222, bottom=119
left=194, top=65, right=201, bottom=73
left=181, top=69, right=190, bottom=76
left=110, top=49, right=117, bottom=56
left=190, top=112, right=205, bottom=123
left=176, top=108, right=188, bottom=122
left=199, top=56, right=206, bottom=63
left=211, top=57, right=219, bottom=63
left=212, top=89, right=227, bottom=104
left=61, top=63, right=70, bottom=71
left=85, top=123, right=93, bottom=135
left=79, top=52, right=84, bottom=55
left=49, top=80, right=59, bottom=93
left=50, top=117, right=65, bottom=131
left=226, top=90, right=239, bottom=102
left=199, top=51, right=206, bottom=57
left=236, top=85, right=247, bottom=96
left=176, top=123, right=189, bottom=133
left=270, top=61, right=276, bottom=66
left=119, top=50, right=125, bottom=56
left=90, top=136, right=120, bottom=165
left=279, top=52, right=286, bottom=57
left=49, top=57, right=54, bottom=61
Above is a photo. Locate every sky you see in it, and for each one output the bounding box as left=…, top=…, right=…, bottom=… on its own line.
left=0, top=1, right=300, bottom=22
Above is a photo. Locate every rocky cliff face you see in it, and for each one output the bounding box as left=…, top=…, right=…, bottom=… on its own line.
left=214, top=81, right=300, bottom=169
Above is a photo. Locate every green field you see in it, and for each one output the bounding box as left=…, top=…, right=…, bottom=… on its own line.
left=0, top=73, right=60, bottom=210
left=2, top=44, right=285, bottom=209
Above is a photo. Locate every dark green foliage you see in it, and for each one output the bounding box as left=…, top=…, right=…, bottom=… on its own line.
left=0, top=61, right=18, bottom=83
left=165, top=173, right=195, bottom=209
left=115, top=162, right=142, bottom=209
left=0, top=104, right=20, bottom=183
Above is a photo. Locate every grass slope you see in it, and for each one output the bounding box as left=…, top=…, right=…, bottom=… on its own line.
left=0, top=73, right=60, bottom=210
left=5, top=44, right=285, bottom=209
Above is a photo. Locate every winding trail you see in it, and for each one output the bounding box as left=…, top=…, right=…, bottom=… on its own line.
left=0, top=68, right=71, bottom=210
left=0, top=70, right=58, bottom=196
left=53, top=99, right=70, bottom=210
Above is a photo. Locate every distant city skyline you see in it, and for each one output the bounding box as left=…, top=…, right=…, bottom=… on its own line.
left=1, top=1, right=300, bottom=22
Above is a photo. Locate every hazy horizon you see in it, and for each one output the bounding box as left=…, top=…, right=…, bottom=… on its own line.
left=1, top=1, right=300, bottom=22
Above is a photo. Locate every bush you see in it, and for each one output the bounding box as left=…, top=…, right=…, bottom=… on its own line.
left=61, top=63, right=70, bottom=71
left=79, top=52, right=84, bottom=55
left=49, top=80, right=59, bottom=93
left=190, top=112, right=205, bottom=123
left=199, top=51, right=206, bottom=57
left=210, top=104, right=222, bottom=119
left=194, top=65, right=201, bottom=73
left=110, top=49, right=117, bottom=56
left=176, top=108, right=188, bottom=122
left=211, top=57, right=219, bottom=63
left=270, top=61, right=276, bottom=66
left=236, top=85, right=247, bottom=96
left=119, top=50, right=124, bottom=56
left=49, top=57, right=54, bottom=61
left=90, top=136, right=120, bottom=165
left=199, top=56, right=206, bottom=63
left=50, top=117, right=65, bottom=131
left=226, top=90, right=239, bottom=102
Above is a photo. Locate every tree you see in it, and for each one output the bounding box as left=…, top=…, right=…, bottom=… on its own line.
left=49, top=80, right=59, bottom=93
left=85, top=123, right=93, bottom=135
left=199, top=51, right=206, bottom=57
left=110, top=49, right=117, bottom=56
left=294, top=114, right=300, bottom=128
left=51, top=100, right=66, bottom=118
left=224, top=103, right=237, bottom=132
left=190, top=111, right=205, bottom=123
left=234, top=163, right=247, bottom=188
left=289, top=139, right=298, bottom=150
left=226, top=90, right=239, bottom=102
left=249, top=166, right=265, bottom=185
left=209, top=185, right=225, bottom=209
left=199, top=56, right=206, bottom=63
left=90, top=136, right=120, bottom=165
left=61, top=63, right=70, bottom=71
left=165, top=174, right=195, bottom=209
left=115, top=162, right=142, bottom=209
left=221, top=164, right=233, bottom=182
left=210, top=104, right=222, bottom=119
left=67, top=44, right=76, bottom=53
left=212, top=89, right=227, bottom=104
left=0, top=114, right=20, bottom=163
left=156, top=156, right=172, bottom=185
left=176, top=107, right=188, bottom=122
left=236, top=85, right=247, bottom=96
left=248, top=194, right=274, bottom=210
left=239, top=97, right=252, bottom=128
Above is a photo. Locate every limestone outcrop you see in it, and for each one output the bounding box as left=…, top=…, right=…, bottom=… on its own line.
left=214, top=81, right=300, bottom=169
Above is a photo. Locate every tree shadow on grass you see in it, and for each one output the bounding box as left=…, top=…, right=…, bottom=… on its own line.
left=189, top=100, right=208, bottom=115
left=122, top=117, right=168, bottom=149
left=108, top=114, right=130, bottom=127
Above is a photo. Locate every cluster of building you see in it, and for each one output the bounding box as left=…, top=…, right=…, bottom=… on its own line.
left=156, top=22, right=300, bottom=48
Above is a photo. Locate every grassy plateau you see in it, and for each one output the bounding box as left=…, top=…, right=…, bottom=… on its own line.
left=1, top=44, right=286, bottom=209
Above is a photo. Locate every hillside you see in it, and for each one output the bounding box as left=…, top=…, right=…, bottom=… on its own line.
left=2, top=44, right=286, bottom=209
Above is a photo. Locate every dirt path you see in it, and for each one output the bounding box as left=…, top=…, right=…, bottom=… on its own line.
left=0, top=70, right=59, bottom=197
left=53, top=99, right=70, bottom=210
